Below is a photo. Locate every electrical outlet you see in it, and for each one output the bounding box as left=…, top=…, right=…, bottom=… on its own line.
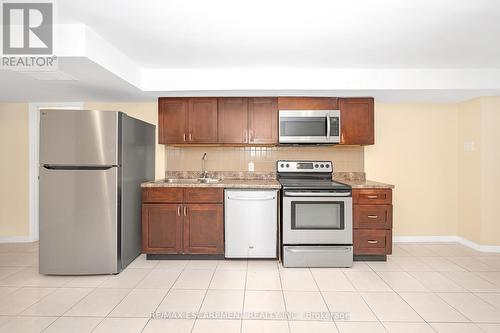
left=464, top=141, right=475, bottom=152
left=248, top=161, right=254, bottom=172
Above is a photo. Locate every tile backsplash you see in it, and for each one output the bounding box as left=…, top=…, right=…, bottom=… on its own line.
left=165, top=146, right=364, bottom=173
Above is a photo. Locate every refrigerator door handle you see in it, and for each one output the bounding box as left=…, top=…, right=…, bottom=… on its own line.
left=42, top=165, right=117, bottom=170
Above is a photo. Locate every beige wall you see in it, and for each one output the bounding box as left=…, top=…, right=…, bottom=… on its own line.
left=85, top=102, right=164, bottom=180
left=457, top=97, right=500, bottom=246
left=365, top=102, right=459, bottom=238
left=457, top=99, right=482, bottom=244
left=165, top=146, right=364, bottom=173
left=0, top=103, right=30, bottom=237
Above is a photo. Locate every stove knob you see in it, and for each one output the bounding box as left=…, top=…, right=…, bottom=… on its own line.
left=280, top=163, right=284, bottom=168
left=320, top=164, right=324, bottom=168
left=315, top=164, right=319, bottom=168
left=286, top=163, right=290, bottom=168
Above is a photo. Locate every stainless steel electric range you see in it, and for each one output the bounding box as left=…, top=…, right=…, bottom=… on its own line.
left=277, top=160, right=353, bottom=268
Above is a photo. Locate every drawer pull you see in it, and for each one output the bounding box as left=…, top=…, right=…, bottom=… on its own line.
left=177, top=206, right=181, bottom=216
left=367, top=215, right=378, bottom=219
left=183, top=133, right=186, bottom=142
left=367, top=240, right=379, bottom=244
left=189, top=133, right=193, bottom=141
left=184, top=206, right=187, bottom=216
left=366, top=195, right=378, bottom=199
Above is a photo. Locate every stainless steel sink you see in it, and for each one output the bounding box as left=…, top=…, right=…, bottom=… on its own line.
left=198, top=177, right=221, bottom=184
left=164, top=178, right=221, bottom=184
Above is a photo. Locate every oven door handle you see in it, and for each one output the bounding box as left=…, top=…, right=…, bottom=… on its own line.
left=284, top=191, right=351, bottom=197
left=286, top=246, right=352, bottom=253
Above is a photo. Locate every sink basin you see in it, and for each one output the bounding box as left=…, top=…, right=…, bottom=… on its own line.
left=198, top=177, right=221, bottom=184
left=164, top=178, right=221, bottom=184
left=164, top=178, right=199, bottom=184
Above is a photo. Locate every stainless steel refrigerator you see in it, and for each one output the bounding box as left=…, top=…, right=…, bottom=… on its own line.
left=39, top=109, right=155, bottom=275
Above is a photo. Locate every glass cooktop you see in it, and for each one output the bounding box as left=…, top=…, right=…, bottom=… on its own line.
left=279, top=178, right=351, bottom=190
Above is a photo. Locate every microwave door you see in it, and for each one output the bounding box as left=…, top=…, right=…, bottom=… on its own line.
left=279, top=113, right=329, bottom=143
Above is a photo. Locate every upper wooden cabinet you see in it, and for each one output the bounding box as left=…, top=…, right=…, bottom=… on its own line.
left=248, top=97, right=278, bottom=144
left=339, top=97, right=374, bottom=145
left=218, top=98, right=248, bottom=144
left=277, top=97, right=338, bottom=110
left=158, top=98, right=188, bottom=144
left=188, top=98, right=218, bottom=143
left=158, top=97, right=218, bottom=144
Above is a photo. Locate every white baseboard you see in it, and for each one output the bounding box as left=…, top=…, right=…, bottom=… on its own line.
left=393, top=235, right=500, bottom=253
left=0, top=236, right=36, bottom=243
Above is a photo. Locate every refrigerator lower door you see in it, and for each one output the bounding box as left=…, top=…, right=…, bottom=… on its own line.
left=39, top=166, right=119, bottom=275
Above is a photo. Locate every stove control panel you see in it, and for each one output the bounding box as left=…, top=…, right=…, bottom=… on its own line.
left=277, top=160, right=333, bottom=173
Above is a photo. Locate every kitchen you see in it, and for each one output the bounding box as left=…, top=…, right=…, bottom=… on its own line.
left=1, top=1, right=500, bottom=333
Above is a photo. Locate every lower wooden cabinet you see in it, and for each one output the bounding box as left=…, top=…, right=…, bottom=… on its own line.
left=142, top=188, right=224, bottom=255
left=142, top=204, right=183, bottom=254
left=353, top=188, right=393, bottom=256
left=184, top=204, right=223, bottom=254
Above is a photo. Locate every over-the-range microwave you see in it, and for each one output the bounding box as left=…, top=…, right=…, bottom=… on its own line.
left=279, top=110, right=340, bottom=144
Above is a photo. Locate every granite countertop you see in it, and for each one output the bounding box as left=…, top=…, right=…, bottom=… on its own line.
left=339, top=179, right=395, bottom=189
left=141, top=178, right=282, bottom=189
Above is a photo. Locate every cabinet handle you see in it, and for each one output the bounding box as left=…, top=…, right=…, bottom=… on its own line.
left=184, top=206, right=187, bottom=216
left=367, top=215, right=378, bottom=219
left=189, top=133, right=192, bottom=141
left=177, top=206, right=181, bottom=216
left=183, top=133, right=186, bottom=142
left=367, top=195, right=378, bottom=199
left=367, top=240, right=379, bottom=244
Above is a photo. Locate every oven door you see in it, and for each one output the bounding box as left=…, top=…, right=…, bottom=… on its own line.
left=282, top=192, right=352, bottom=244
left=279, top=110, right=340, bottom=144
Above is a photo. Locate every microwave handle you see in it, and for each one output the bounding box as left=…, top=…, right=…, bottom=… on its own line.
left=326, top=114, right=331, bottom=139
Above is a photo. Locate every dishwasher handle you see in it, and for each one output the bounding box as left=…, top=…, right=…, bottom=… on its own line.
left=227, top=196, right=276, bottom=201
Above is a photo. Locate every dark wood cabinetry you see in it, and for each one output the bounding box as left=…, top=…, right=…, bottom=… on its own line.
left=218, top=98, right=248, bottom=144
left=248, top=97, right=278, bottom=144
left=158, top=97, right=218, bottom=144
left=141, top=187, right=224, bottom=255
left=158, top=98, right=188, bottom=144
left=339, top=97, right=374, bottom=145
left=159, top=96, right=374, bottom=146
left=277, top=97, right=338, bottom=110
left=353, top=188, right=393, bottom=257
left=188, top=98, right=218, bottom=143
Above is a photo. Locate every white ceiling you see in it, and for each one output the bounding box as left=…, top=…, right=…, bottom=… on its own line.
left=1, top=0, right=500, bottom=102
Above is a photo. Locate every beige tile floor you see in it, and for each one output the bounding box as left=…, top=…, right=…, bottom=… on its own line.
left=1, top=242, right=500, bottom=332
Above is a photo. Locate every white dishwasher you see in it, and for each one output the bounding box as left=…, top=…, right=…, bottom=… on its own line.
left=225, top=189, right=278, bottom=258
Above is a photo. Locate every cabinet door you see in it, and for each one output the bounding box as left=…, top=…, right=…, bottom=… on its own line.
left=218, top=98, right=248, bottom=144
left=339, top=98, right=374, bottom=145
left=183, top=204, right=224, bottom=254
left=188, top=98, right=218, bottom=143
left=248, top=97, right=278, bottom=145
left=158, top=98, right=188, bottom=144
left=142, top=204, right=183, bottom=254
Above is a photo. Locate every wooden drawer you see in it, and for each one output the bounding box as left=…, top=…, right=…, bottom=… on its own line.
left=142, top=188, right=183, bottom=203
left=184, top=188, right=223, bottom=203
left=353, top=229, right=392, bottom=255
left=353, top=189, right=392, bottom=205
left=353, top=205, right=392, bottom=229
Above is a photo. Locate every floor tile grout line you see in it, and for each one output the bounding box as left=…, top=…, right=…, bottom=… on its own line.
left=276, top=264, right=292, bottom=333
left=139, top=260, right=190, bottom=333
left=240, top=261, right=248, bottom=333
left=309, top=267, right=342, bottom=333
left=190, top=260, right=219, bottom=333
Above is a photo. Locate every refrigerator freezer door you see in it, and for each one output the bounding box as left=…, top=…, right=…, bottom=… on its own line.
left=40, top=109, right=119, bottom=166
left=39, top=166, right=118, bottom=274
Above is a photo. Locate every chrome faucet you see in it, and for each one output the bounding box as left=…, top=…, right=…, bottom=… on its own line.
left=201, top=152, right=208, bottom=179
